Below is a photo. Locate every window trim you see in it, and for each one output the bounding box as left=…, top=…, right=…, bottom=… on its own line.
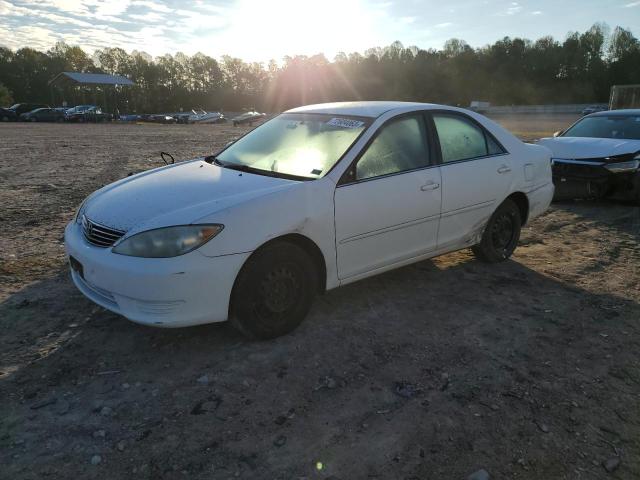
left=337, top=111, right=438, bottom=186
left=427, top=110, right=509, bottom=166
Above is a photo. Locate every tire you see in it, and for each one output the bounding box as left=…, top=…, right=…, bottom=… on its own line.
left=633, top=173, right=640, bottom=206
left=471, top=198, right=522, bottom=263
left=1, top=115, right=8, bottom=122
left=30, top=117, right=37, bottom=122
left=230, top=241, right=317, bottom=339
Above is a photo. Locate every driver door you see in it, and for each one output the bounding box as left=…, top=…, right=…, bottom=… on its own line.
left=334, top=114, right=442, bottom=280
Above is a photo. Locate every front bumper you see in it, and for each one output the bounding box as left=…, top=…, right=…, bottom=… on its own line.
left=64, top=222, right=250, bottom=327
left=551, top=159, right=639, bottom=200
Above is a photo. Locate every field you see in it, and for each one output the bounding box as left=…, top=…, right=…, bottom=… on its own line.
left=1, top=115, right=639, bottom=479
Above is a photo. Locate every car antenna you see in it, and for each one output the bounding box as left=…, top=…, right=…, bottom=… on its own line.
left=160, top=152, right=175, bottom=165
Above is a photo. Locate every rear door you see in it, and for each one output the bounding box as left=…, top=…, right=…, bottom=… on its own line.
left=428, top=111, right=513, bottom=250
left=334, top=113, right=442, bottom=280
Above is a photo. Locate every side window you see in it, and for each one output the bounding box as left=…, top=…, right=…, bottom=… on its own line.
left=355, top=116, right=430, bottom=180
left=487, top=135, right=505, bottom=155
left=433, top=114, right=504, bottom=163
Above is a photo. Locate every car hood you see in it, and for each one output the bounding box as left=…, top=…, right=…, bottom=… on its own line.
left=537, top=137, right=640, bottom=160
left=83, top=160, right=298, bottom=233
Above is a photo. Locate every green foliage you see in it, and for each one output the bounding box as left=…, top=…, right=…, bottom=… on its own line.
left=0, top=82, right=12, bottom=106
left=0, top=24, right=638, bottom=113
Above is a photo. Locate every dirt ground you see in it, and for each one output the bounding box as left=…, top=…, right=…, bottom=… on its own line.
left=1, top=115, right=639, bottom=480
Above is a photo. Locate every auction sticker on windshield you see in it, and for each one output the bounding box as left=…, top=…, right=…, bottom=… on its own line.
left=326, top=118, right=365, bottom=129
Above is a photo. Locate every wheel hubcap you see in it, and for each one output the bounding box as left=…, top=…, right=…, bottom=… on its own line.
left=260, top=266, right=299, bottom=313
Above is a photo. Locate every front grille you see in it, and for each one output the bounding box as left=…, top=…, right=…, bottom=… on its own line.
left=552, top=161, right=609, bottom=180
left=82, top=215, right=125, bottom=247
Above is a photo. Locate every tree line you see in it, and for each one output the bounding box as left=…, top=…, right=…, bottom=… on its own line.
left=0, top=23, right=638, bottom=113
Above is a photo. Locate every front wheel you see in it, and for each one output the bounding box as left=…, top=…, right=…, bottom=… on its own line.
left=472, top=198, right=522, bottom=263
left=632, top=172, right=640, bottom=206
left=230, top=241, right=317, bottom=339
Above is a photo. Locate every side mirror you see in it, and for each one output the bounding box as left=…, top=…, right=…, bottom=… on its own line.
left=553, top=130, right=563, bottom=137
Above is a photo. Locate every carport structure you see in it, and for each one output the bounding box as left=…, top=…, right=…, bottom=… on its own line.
left=48, top=72, right=134, bottom=114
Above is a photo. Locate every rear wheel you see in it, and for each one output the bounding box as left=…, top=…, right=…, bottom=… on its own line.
left=230, top=241, right=317, bottom=339
left=472, top=198, right=522, bottom=263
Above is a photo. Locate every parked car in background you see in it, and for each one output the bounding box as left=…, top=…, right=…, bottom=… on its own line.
left=173, top=112, right=191, bottom=124
left=0, top=107, right=18, bottom=121
left=144, top=114, right=178, bottom=124
left=7, top=103, right=49, bottom=116
left=581, top=104, right=608, bottom=115
left=66, top=105, right=109, bottom=123
left=65, top=105, right=95, bottom=116
left=19, top=107, right=66, bottom=122
left=188, top=109, right=226, bottom=124
left=118, top=114, right=140, bottom=122
left=232, top=110, right=266, bottom=126
left=65, top=101, right=553, bottom=338
left=538, top=109, right=640, bottom=203
left=469, top=100, right=491, bottom=113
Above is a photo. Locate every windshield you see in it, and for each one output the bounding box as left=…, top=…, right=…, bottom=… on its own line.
left=562, top=115, right=640, bottom=140
left=216, top=113, right=370, bottom=179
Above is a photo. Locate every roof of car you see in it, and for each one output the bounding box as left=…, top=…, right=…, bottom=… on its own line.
left=589, top=109, right=640, bottom=117
left=286, top=101, right=440, bottom=118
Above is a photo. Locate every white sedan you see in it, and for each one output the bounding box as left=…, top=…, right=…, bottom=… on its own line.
left=65, top=102, right=554, bottom=338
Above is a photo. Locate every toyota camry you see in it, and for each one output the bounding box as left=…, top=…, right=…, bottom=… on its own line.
left=65, top=101, right=554, bottom=338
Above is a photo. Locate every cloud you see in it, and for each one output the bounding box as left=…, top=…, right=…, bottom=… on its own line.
left=128, top=11, right=166, bottom=22
left=1, top=0, right=639, bottom=63
left=131, top=0, right=171, bottom=13
left=0, top=1, right=94, bottom=27
left=498, top=1, right=523, bottom=16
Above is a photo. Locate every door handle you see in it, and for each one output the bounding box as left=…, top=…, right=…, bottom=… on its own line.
left=497, top=165, right=511, bottom=174
left=420, top=182, right=440, bottom=191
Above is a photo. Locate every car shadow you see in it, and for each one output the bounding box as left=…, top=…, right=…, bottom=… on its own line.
left=551, top=198, right=639, bottom=238
left=2, top=249, right=640, bottom=479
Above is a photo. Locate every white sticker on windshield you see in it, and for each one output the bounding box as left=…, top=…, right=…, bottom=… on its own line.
left=326, top=118, right=365, bottom=129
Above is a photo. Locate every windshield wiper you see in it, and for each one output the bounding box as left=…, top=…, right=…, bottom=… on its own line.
left=223, top=163, right=256, bottom=173
left=206, top=155, right=227, bottom=167
left=206, top=155, right=311, bottom=181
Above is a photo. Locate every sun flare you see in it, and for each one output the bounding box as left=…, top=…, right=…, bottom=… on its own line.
left=220, top=0, right=376, bottom=62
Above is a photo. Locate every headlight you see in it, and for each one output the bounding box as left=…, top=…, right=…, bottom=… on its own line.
left=112, top=224, right=223, bottom=258
left=604, top=159, right=640, bottom=173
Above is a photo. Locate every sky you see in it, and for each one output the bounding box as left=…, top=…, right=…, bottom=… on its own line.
left=0, top=0, right=639, bottom=62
